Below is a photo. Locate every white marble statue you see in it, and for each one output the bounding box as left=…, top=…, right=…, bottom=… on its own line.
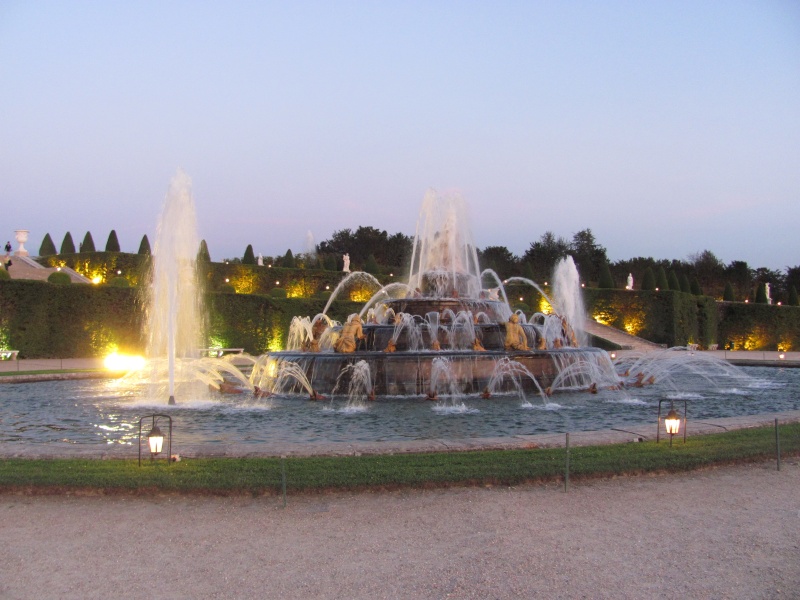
left=343, top=253, right=350, bottom=273
left=765, top=282, right=772, bottom=305
left=626, top=273, right=634, bottom=290
left=257, top=253, right=264, bottom=267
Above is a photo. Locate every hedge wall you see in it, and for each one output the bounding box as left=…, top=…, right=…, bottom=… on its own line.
left=716, top=302, right=800, bottom=351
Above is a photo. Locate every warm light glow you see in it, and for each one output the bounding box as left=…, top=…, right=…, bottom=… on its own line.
left=610, top=352, right=616, bottom=359
left=777, top=302, right=782, bottom=306
left=664, top=409, right=681, bottom=435
left=147, top=425, right=164, bottom=455
left=389, top=273, right=394, bottom=277
left=655, top=287, right=659, bottom=291
left=116, top=270, right=122, bottom=275
left=745, top=299, right=749, bottom=303
left=56, top=267, right=62, bottom=271
left=779, top=353, right=786, bottom=360
left=275, top=280, right=280, bottom=285
left=325, top=285, right=330, bottom=290
left=225, top=278, right=230, bottom=283
left=519, top=297, right=524, bottom=302
left=104, top=352, right=146, bottom=372
left=581, top=283, right=585, bottom=288
left=92, top=276, right=102, bottom=284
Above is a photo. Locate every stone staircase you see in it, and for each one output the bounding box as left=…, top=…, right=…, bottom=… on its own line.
left=582, top=319, right=664, bottom=352
left=3, top=254, right=90, bottom=283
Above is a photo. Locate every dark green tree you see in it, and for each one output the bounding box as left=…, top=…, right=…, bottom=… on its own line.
left=283, top=249, right=295, bottom=269
left=598, top=261, right=614, bottom=288
left=80, top=231, right=95, bottom=253
left=323, top=254, right=338, bottom=271
left=668, top=270, right=680, bottom=292
left=60, top=232, right=76, bottom=254
left=569, top=229, right=608, bottom=284
left=242, top=244, right=256, bottom=265
left=755, top=282, right=768, bottom=303
left=39, top=233, right=57, bottom=256
left=679, top=273, right=691, bottom=294
left=105, top=230, right=120, bottom=252
left=479, top=246, right=518, bottom=279
left=522, top=231, right=569, bottom=282
left=789, top=285, right=799, bottom=306
left=138, top=235, right=151, bottom=255
left=364, top=254, right=380, bottom=275
left=723, top=282, right=736, bottom=302
left=197, top=239, right=211, bottom=262
left=656, top=266, right=669, bottom=291
left=641, top=267, right=656, bottom=291
left=690, top=277, right=703, bottom=296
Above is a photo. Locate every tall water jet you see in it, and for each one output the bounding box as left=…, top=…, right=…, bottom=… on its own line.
left=145, top=170, right=205, bottom=404
left=551, top=256, right=587, bottom=347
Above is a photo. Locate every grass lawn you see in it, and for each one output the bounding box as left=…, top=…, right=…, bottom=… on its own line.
left=1, top=423, right=798, bottom=496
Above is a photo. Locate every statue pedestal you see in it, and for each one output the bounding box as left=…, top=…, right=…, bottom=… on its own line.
left=14, top=229, right=29, bottom=257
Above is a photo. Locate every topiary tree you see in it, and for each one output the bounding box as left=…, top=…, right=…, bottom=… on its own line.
left=668, top=271, right=680, bottom=292
left=217, top=283, right=236, bottom=294
left=364, top=254, right=380, bottom=275
left=105, top=230, right=121, bottom=252
left=641, top=267, right=656, bottom=291
left=755, top=282, right=768, bottom=304
left=656, top=266, right=669, bottom=291
left=789, top=285, right=799, bottom=306
left=39, top=233, right=57, bottom=256
left=270, top=287, right=287, bottom=298
left=47, top=271, right=71, bottom=285
left=679, top=273, right=691, bottom=294
left=80, top=231, right=95, bottom=253
left=598, top=261, right=614, bottom=288
left=723, top=282, right=736, bottom=302
left=60, top=232, right=76, bottom=254
left=324, top=254, right=337, bottom=271
left=197, top=239, right=211, bottom=262
left=242, top=244, right=256, bottom=265
left=138, top=234, right=151, bottom=255
left=0, top=268, right=10, bottom=280
left=690, top=277, right=703, bottom=296
left=283, top=249, right=295, bottom=269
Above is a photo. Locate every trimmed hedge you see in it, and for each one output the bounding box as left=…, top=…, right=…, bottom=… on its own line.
left=717, top=302, right=800, bottom=351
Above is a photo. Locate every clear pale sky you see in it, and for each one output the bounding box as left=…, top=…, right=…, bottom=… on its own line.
left=1, top=1, right=798, bottom=270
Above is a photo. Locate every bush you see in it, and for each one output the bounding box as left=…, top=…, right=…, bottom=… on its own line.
left=0, top=268, right=10, bottom=281
left=217, top=283, right=236, bottom=294
left=39, top=233, right=57, bottom=256
left=270, top=287, right=287, bottom=298
left=598, top=262, right=614, bottom=289
left=80, top=232, right=96, bottom=253
left=105, top=230, right=121, bottom=252
left=47, top=271, right=72, bottom=285
left=789, top=286, right=799, bottom=307
left=690, top=277, right=703, bottom=296
left=723, top=282, right=735, bottom=302
left=641, top=267, right=656, bottom=291
left=108, top=276, right=130, bottom=288
left=679, top=273, right=691, bottom=294
left=60, top=232, right=76, bottom=255
left=242, top=244, right=255, bottom=265
left=364, top=254, right=380, bottom=275
left=668, top=270, right=680, bottom=292
left=282, top=250, right=295, bottom=269
left=197, top=240, right=211, bottom=262
left=656, top=266, right=669, bottom=291
left=138, top=235, right=151, bottom=255
left=755, top=282, right=768, bottom=304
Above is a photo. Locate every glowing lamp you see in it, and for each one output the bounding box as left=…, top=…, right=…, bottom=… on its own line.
left=610, top=352, right=616, bottom=359
left=225, top=278, right=230, bottom=283
left=779, top=353, right=785, bottom=360
left=92, top=276, right=102, bottom=284
left=519, top=297, right=524, bottom=302
left=275, top=280, right=280, bottom=285
left=56, top=267, right=62, bottom=271
left=581, top=283, right=585, bottom=288
left=657, top=399, right=687, bottom=446
left=116, top=270, right=122, bottom=275
left=325, top=285, right=330, bottom=290
left=138, top=415, right=173, bottom=466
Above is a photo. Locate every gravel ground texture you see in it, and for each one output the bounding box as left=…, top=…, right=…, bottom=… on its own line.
left=1, top=459, right=798, bottom=599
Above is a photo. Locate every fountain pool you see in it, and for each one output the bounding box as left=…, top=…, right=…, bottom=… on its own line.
left=2, top=365, right=798, bottom=453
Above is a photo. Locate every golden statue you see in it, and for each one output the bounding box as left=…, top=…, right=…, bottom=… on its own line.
left=504, top=314, right=529, bottom=351
left=333, top=315, right=364, bottom=353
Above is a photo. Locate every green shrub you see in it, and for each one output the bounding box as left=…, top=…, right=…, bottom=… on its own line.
left=656, top=266, right=669, bottom=291
left=105, top=230, right=121, bottom=252
left=723, top=282, right=735, bottom=302
left=39, top=233, right=57, bottom=256
left=282, top=249, right=295, bottom=269
left=60, top=232, right=76, bottom=255
left=108, top=276, right=130, bottom=288
left=668, top=271, right=680, bottom=292
left=690, top=277, right=703, bottom=296
left=679, top=273, right=691, bottom=294
left=364, top=254, right=380, bottom=275
left=0, top=268, right=10, bottom=281
left=80, top=231, right=96, bottom=253
left=138, top=235, right=151, bottom=255
left=217, top=283, right=236, bottom=294
left=197, top=240, right=211, bottom=262
left=598, top=262, right=614, bottom=289
left=242, top=244, right=255, bottom=265
left=47, top=271, right=72, bottom=285
left=316, top=290, right=332, bottom=300
left=755, top=282, right=768, bottom=304
left=641, top=267, right=656, bottom=291
left=789, top=286, right=799, bottom=307
left=270, top=287, right=287, bottom=298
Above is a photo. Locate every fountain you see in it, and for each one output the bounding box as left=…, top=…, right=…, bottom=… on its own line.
left=267, top=190, right=617, bottom=400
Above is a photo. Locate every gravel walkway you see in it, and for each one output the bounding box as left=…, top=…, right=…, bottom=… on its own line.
left=1, top=459, right=798, bottom=599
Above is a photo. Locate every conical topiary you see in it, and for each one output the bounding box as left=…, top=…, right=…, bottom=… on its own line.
left=283, top=249, right=295, bottom=269
left=679, top=273, right=691, bottom=294
left=656, top=266, right=669, bottom=291
left=138, top=235, right=151, bottom=255
left=39, top=233, right=57, bottom=256
left=641, top=267, right=656, bottom=291
left=598, top=261, right=614, bottom=288
left=197, top=239, right=211, bottom=262
left=789, top=285, right=799, bottom=307
left=364, top=254, right=380, bottom=275
left=324, top=254, right=337, bottom=271
left=105, top=230, right=120, bottom=252
left=755, top=282, right=768, bottom=304
left=723, top=282, right=735, bottom=302
left=668, top=270, right=680, bottom=292
left=80, top=231, right=95, bottom=253
left=60, top=232, right=76, bottom=254
left=242, top=244, right=256, bottom=265
left=690, top=277, right=703, bottom=296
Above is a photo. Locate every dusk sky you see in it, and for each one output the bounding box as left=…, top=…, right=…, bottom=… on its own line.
left=1, top=1, right=798, bottom=271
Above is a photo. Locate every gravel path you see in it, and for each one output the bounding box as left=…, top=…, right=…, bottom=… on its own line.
left=1, top=459, right=798, bottom=599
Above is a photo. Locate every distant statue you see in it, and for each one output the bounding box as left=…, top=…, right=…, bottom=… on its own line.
left=333, top=314, right=363, bottom=353
left=765, top=283, right=772, bottom=305
left=342, top=253, right=350, bottom=273
left=626, top=273, right=634, bottom=290
left=257, top=253, right=264, bottom=266
left=504, top=314, right=529, bottom=351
